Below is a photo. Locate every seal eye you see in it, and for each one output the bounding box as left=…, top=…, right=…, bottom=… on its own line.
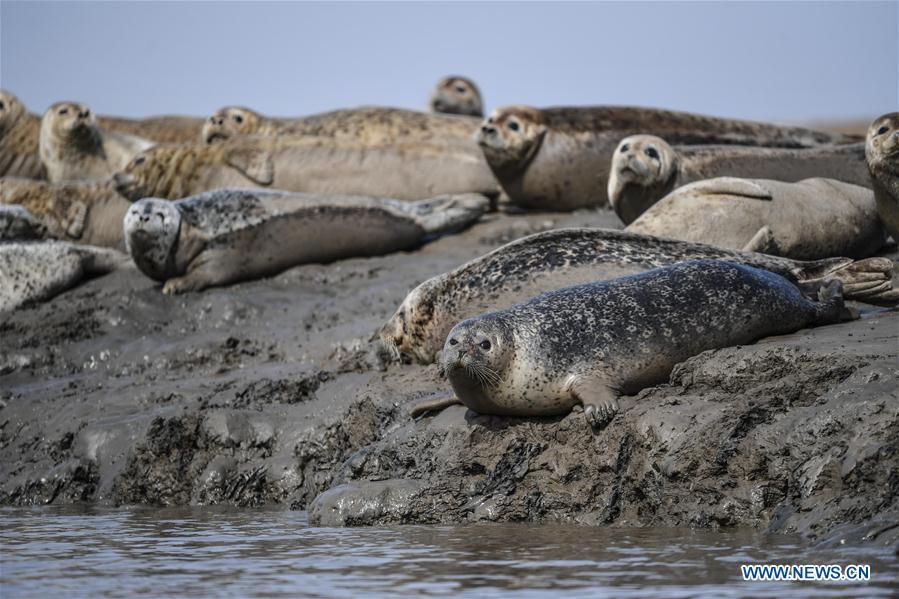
left=620, top=144, right=629, bottom=153
left=234, top=114, right=243, bottom=124
left=455, top=86, right=468, bottom=94
left=507, top=121, right=519, bottom=132
left=645, top=147, right=659, bottom=159
left=0, top=101, right=5, bottom=110
left=449, top=338, right=458, bottom=346
left=877, top=125, right=889, bottom=136
left=133, top=156, right=145, bottom=166
left=479, top=340, right=491, bottom=350
left=59, top=108, right=69, bottom=116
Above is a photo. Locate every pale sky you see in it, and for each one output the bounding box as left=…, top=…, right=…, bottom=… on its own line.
left=1, top=1, right=896, bottom=124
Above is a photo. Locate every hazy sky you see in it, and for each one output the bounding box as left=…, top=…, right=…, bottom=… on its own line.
left=2, top=1, right=896, bottom=124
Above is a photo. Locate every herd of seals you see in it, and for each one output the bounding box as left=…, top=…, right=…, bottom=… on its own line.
left=1, top=77, right=897, bottom=427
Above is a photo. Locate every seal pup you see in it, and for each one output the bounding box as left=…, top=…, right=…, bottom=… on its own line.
left=428, top=76, right=484, bottom=117
left=609, top=135, right=871, bottom=224
left=0, top=241, right=126, bottom=312
left=477, top=105, right=859, bottom=211
left=113, top=136, right=500, bottom=202
left=380, top=229, right=895, bottom=365
left=124, top=189, right=489, bottom=294
left=0, top=90, right=45, bottom=180
left=435, top=260, right=845, bottom=425
left=202, top=106, right=482, bottom=147
left=39, top=101, right=154, bottom=182
left=865, top=112, right=899, bottom=243
left=625, top=177, right=886, bottom=260
left=1, top=177, right=130, bottom=248
left=97, top=114, right=205, bottom=145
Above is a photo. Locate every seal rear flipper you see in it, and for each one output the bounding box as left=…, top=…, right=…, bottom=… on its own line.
left=686, top=177, right=773, bottom=200
left=796, top=257, right=897, bottom=305
left=406, top=193, right=490, bottom=235
left=570, top=378, right=619, bottom=427
left=408, top=394, right=463, bottom=418
left=811, top=279, right=850, bottom=324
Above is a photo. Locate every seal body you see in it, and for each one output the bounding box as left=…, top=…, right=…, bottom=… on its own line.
left=124, top=188, right=489, bottom=293
left=40, top=101, right=154, bottom=182
left=1, top=177, right=130, bottom=248
left=114, top=136, right=499, bottom=201
left=625, top=177, right=886, bottom=260
left=381, top=228, right=895, bottom=364
left=439, top=261, right=845, bottom=424
left=477, top=105, right=859, bottom=211
left=97, top=114, right=205, bottom=145
left=609, top=135, right=871, bottom=224
left=866, top=112, right=899, bottom=242
left=428, top=76, right=484, bottom=117
left=0, top=90, right=45, bottom=180
left=0, top=241, right=125, bottom=312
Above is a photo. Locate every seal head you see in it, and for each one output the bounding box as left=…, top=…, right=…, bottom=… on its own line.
left=865, top=112, right=899, bottom=242
left=124, top=198, right=182, bottom=281
left=439, top=316, right=514, bottom=414
left=608, top=135, right=679, bottom=224
left=0, top=90, right=27, bottom=135
left=429, top=76, right=484, bottom=118
left=203, top=106, right=263, bottom=144
left=476, top=106, right=547, bottom=174
left=41, top=101, right=99, bottom=149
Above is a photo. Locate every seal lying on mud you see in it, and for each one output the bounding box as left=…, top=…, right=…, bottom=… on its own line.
left=202, top=106, right=482, bottom=147
left=428, top=76, right=484, bottom=117
left=113, top=136, right=500, bottom=202
left=0, top=90, right=45, bottom=180
left=124, top=189, right=490, bottom=294
left=609, top=135, right=870, bottom=224
left=434, top=260, right=846, bottom=425
left=476, top=105, right=859, bottom=211
left=39, top=101, right=154, bottom=182
left=625, top=177, right=886, bottom=260
left=0, top=241, right=126, bottom=312
left=866, top=112, right=899, bottom=243
left=1, top=177, right=131, bottom=248
left=380, top=229, right=896, bottom=365
left=97, top=114, right=205, bottom=145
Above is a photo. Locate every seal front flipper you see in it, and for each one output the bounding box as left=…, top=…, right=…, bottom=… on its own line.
left=162, top=250, right=240, bottom=294
left=408, top=395, right=463, bottom=418
left=64, top=200, right=88, bottom=239
left=569, top=377, right=620, bottom=427
left=688, top=177, right=773, bottom=200
left=225, top=147, right=274, bottom=185
left=742, top=225, right=781, bottom=254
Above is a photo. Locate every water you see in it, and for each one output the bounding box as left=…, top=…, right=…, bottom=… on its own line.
left=1, top=506, right=896, bottom=598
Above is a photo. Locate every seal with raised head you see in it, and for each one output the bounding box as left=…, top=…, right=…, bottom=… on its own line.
left=428, top=76, right=484, bottom=118
left=866, top=112, right=899, bottom=243
left=1, top=177, right=131, bottom=248
left=380, top=228, right=895, bottom=365
left=124, top=188, right=489, bottom=294
left=625, top=177, right=886, bottom=260
left=476, top=105, right=859, bottom=211
left=97, top=114, right=205, bottom=145
left=39, top=101, right=154, bottom=182
left=114, top=135, right=500, bottom=202
left=433, top=260, right=845, bottom=424
left=202, top=106, right=482, bottom=147
left=608, top=135, right=871, bottom=224
left=0, top=241, right=126, bottom=312
left=0, top=90, right=45, bottom=180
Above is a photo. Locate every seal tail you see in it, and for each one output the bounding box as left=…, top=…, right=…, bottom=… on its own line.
left=793, top=256, right=898, bottom=306
left=403, top=193, right=491, bottom=236
left=810, top=278, right=854, bottom=324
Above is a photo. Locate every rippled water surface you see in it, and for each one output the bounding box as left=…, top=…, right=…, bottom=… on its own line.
left=1, top=506, right=896, bottom=597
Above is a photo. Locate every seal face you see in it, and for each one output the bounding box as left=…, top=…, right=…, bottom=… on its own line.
left=608, top=135, right=678, bottom=223
left=124, top=198, right=182, bottom=281
left=429, top=76, right=484, bottom=118
left=203, top=106, right=264, bottom=144
left=475, top=106, right=546, bottom=174
left=865, top=112, right=899, bottom=242
left=438, top=260, right=845, bottom=425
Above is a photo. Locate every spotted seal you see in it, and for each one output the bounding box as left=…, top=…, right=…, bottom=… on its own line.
left=124, top=188, right=490, bottom=294
left=625, top=177, right=886, bottom=260
left=428, top=76, right=484, bottom=117
left=380, top=229, right=895, bottom=365
left=866, top=112, right=899, bottom=243
left=113, top=135, right=499, bottom=202
left=1, top=177, right=130, bottom=248
left=476, top=105, right=859, bottom=211
left=432, top=260, right=845, bottom=424
left=39, top=101, right=154, bottom=182
left=97, top=114, right=205, bottom=144
left=0, top=90, right=45, bottom=180
left=609, top=135, right=870, bottom=224
left=0, top=241, right=127, bottom=312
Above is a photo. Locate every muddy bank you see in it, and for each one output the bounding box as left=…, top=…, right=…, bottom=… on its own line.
left=1, top=208, right=897, bottom=548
